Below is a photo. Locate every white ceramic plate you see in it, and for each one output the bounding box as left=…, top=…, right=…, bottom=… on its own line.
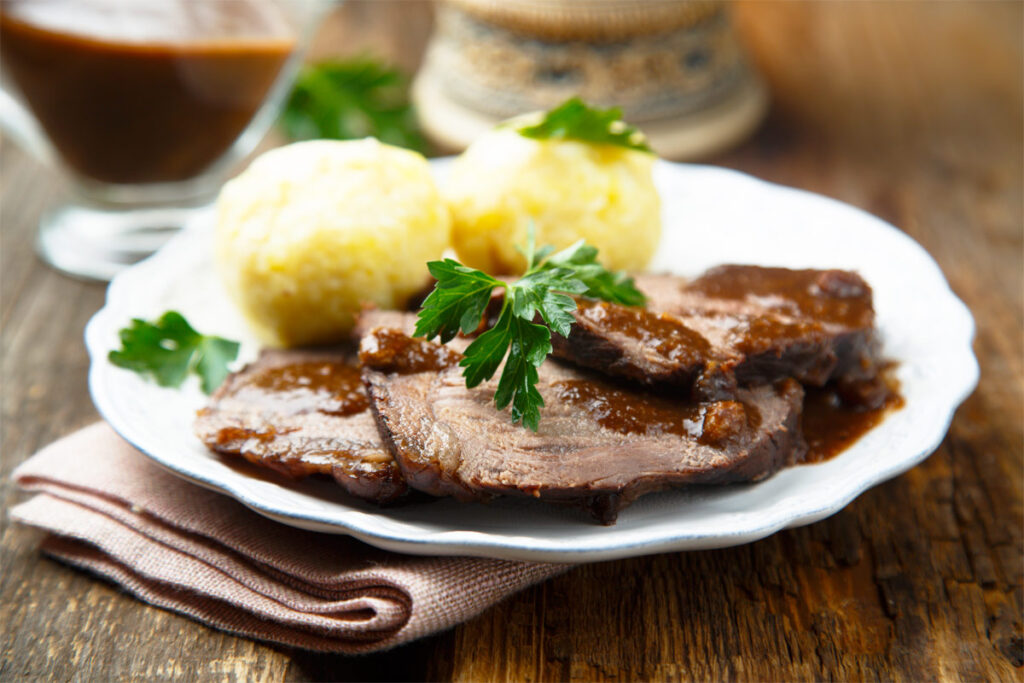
left=85, top=160, right=978, bottom=563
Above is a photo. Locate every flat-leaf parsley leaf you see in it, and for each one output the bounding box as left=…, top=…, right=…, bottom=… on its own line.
left=280, top=57, right=428, bottom=153
left=516, top=97, right=652, bottom=153
left=109, top=311, right=240, bottom=394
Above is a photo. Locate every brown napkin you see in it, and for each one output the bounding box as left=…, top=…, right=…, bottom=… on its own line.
left=10, top=423, right=569, bottom=653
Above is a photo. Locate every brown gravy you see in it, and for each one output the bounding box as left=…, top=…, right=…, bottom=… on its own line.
left=555, top=369, right=902, bottom=461
left=555, top=379, right=703, bottom=438
left=0, top=0, right=295, bottom=184
left=553, top=379, right=760, bottom=447
left=684, top=265, right=874, bottom=329
left=576, top=299, right=711, bottom=364
left=801, top=371, right=904, bottom=463
left=360, top=328, right=462, bottom=375
left=232, top=360, right=369, bottom=417
left=728, top=314, right=826, bottom=355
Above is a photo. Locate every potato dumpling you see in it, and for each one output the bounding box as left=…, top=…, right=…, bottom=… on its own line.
left=215, top=139, right=451, bottom=347
left=444, top=126, right=661, bottom=275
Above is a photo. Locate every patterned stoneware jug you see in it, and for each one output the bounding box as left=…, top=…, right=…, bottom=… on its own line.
left=413, top=0, right=767, bottom=158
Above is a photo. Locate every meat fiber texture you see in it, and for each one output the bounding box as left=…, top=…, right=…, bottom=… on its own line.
left=359, top=325, right=806, bottom=524
left=195, top=348, right=407, bottom=503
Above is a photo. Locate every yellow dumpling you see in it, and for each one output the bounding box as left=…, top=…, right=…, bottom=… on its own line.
left=215, top=139, right=451, bottom=347
left=444, top=126, right=661, bottom=275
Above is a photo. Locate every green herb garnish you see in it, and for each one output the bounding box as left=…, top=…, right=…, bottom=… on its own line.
left=109, top=311, right=240, bottom=394
left=516, top=97, right=652, bottom=153
left=414, top=229, right=645, bottom=431
left=280, top=57, right=428, bottom=153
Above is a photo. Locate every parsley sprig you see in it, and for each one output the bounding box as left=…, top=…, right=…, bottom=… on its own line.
left=516, top=97, right=652, bottom=153
left=109, top=311, right=240, bottom=394
left=414, top=230, right=645, bottom=431
left=280, top=57, right=428, bottom=153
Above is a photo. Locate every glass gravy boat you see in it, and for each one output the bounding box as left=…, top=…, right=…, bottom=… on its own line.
left=0, top=0, right=326, bottom=280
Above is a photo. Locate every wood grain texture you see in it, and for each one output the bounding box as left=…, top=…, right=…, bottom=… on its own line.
left=1, top=1, right=1021, bottom=680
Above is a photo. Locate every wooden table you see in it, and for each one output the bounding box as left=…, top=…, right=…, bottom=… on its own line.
left=2, top=2, right=1021, bottom=680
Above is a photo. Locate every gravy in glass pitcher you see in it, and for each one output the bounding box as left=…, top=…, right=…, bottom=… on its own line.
left=0, top=0, right=297, bottom=184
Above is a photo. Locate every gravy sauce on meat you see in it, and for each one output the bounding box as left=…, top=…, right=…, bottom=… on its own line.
left=236, top=360, right=369, bottom=416
left=683, top=266, right=875, bottom=329
left=195, top=349, right=408, bottom=503
left=553, top=379, right=762, bottom=447
left=554, top=266, right=880, bottom=397
left=358, top=326, right=462, bottom=374
left=575, top=300, right=712, bottom=364
left=802, top=366, right=904, bottom=462
left=725, top=314, right=827, bottom=356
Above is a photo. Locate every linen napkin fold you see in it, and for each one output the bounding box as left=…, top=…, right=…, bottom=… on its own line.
left=10, top=423, right=570, bottom=653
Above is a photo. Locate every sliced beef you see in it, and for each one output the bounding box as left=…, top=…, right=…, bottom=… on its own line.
left=551, top=265, right=879, bottom=401
left=669, top=265, right=880, bottom=388
left=194, top=348, right=407, bottom=503
left=360, top=327, right=806, bottom=524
